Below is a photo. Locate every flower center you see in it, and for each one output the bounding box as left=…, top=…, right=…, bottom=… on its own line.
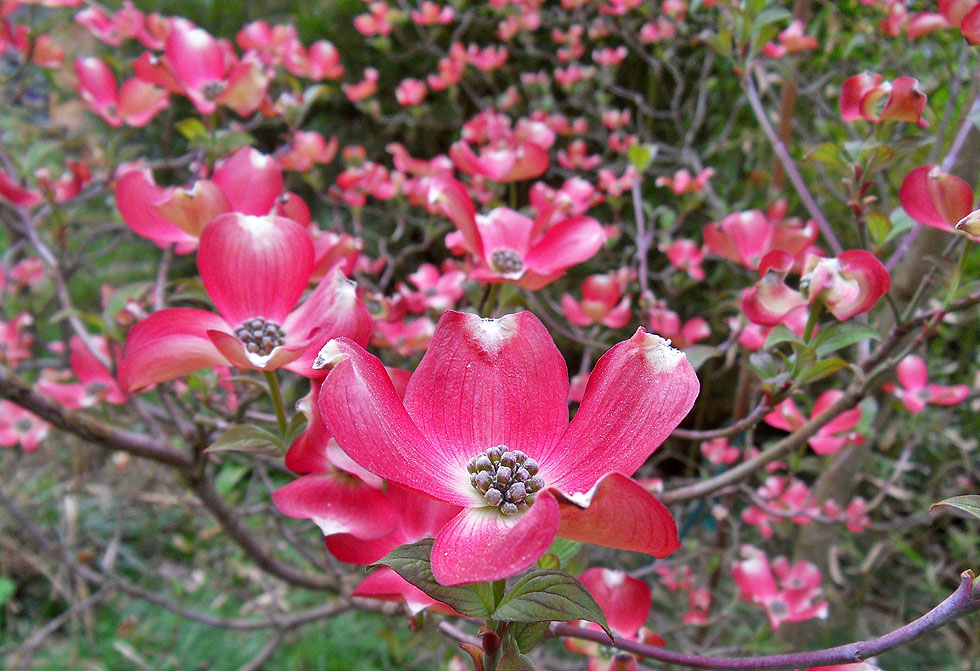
left=467, top=445, right=544, bottom=515
left=489, top=249, right=524, bottom=277
left=233, top=317, right=286, bottom=356
left=202, top=81, right=227, bottom=101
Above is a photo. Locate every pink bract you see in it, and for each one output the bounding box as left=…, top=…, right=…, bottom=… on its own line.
left=899, top=165, right=975, bottom=233
left=314, top=310, right=699, bottom=585
left=883, top=354, right=970, bottom=413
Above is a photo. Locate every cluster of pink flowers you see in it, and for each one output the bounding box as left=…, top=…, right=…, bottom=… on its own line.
left=733, top=545, right=829, bottom=630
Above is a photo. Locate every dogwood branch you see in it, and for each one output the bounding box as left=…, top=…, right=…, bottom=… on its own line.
left=743, top=69, right=843, bottom=256
left=0, top=365, right=193, bottom=468
left=670, top=401, right=771, bottom=441
left=0, top=484, right=348, bottom=630
left=663, top=289, right=980, bottom=504
left=551, top=570, right=980, bottom=669
left=0, top=366, right=337, bottom=592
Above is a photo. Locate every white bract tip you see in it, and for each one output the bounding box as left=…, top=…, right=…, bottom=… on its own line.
left=467, top=314, right=518, bottom=353
left=638, top=331, right=684, bottom=372
left=313, top=340, right=347, bottom=370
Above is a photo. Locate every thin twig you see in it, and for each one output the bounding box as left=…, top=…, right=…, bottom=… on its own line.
left=743, top=70, right=843, bottom=255
left=551, top=571, right=980, bottom=669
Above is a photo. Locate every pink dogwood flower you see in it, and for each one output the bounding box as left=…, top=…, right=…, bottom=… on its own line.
left=800, top=250, right=890, bottom=321
left=117, top=214, right=372, bottom=391
left=115, top=147, right=284, bottom=253
left=765, top=390, right=864, bottom=456
left=839, top=72, right=928, bottom=127
left=561, top=269, right=633, bottom=329
left=0, top=400, right=50, bottom=452
left=159, top=20, right=271, bottom=116
left=411, top=2, right=455, bottom=26
left=704, top=207, right=818, bottom=271
left=395, top=78, right=428, bottom=106
left=732, top=545, right=828, bottom=630
left=73, top=56, right=168, bottom=127
left=566, top=568, right=666, bottom=670
left=742, top=476, right=819, bottom=538
left=449, top=110, right=553, bottom=182
left=883, top=355, right=970, bottom=413
left=646, top=301, right=710, bottom=350
left=655, top=168, right=714, bottom=196
left=701, top=437, right=741, bottom=465
left=314, top=310, right=699, bottom=585
left=899, top=165, right=975, bottom=234
left=429, top=176, right=605, bottom=290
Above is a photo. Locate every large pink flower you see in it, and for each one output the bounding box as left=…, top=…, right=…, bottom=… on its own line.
left=315, top=310, right=699, bottom=585
left=118, top=213, right=372, bottom=392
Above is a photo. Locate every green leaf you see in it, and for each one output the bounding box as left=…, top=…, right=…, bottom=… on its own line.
left=498, top=636, right=536, bottom=670
left=371, top=540, right=492, bottom=617
left=886, top=207, right=916, bottom=243
left=749, top=8, right=792, bottom=47
left=812, top=322, right=882, bottom=358
left=492, top=570, right=611, bottom=637
left=764, top=323, right=805, bottom=350
left=214, top=463, right=250, bottom=498
left=283, top=413, right=309, bottom=446
left=509, top=621, right=550, bottom=654
left=805, top=143, right=848, bottom=175
left=865, top=211, right=892, bottom=247
left=205, top=424, right=283, bottom=455
left=684, top=345, right=722, bottom=371
left=931, top=495, right=980, bottom=520
left=212, top=130, right=257, bottom=156
left=628, top=144, right=656, bottom=172
left=797, top=357, right=849, bottom=384
left=538, top=538, right=581, bottom=571
left=703, top=29, right=733, bottom=58
left=0, top=577, right=15, bottom=606
left=176, top=118, right=207, bottom=141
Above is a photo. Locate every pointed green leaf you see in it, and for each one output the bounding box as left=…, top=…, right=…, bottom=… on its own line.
left=865, top=211, right=892, bottom=247
left=284, top=413, right=309, bottom=446
left=205, top=424, right=283, bottom=455
left=498, top=636, right=536, bottom=670
left=539, top=538, right=582, bottom=570
left=492, top=570, right=611, bottom=637
left=0, top=577, right=15, bottom=607
left=176, top=118, right=207, bottom=141
left=628, top=144, right=656, bottom=172
left=509, top=621, right=550, bottom=654
left=371, top=539, right=492, bottom=617
left=797, top=357, right=849, bottom=384
left=805, top=143, right=848, bottom=175
left=684, top=345, right=722, bottom=371
left=812, top=322, right=882, bottom=358
left=931, top=495, right=980, bottom=520
left=764, top=323, right=806, bottom=350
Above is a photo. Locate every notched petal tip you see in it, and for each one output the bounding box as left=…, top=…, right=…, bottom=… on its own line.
left=461, top=311, right=520, bottom=353
left=631, top=327, right=685, bottom=372
left=313, top=339, right=349, bottom=370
